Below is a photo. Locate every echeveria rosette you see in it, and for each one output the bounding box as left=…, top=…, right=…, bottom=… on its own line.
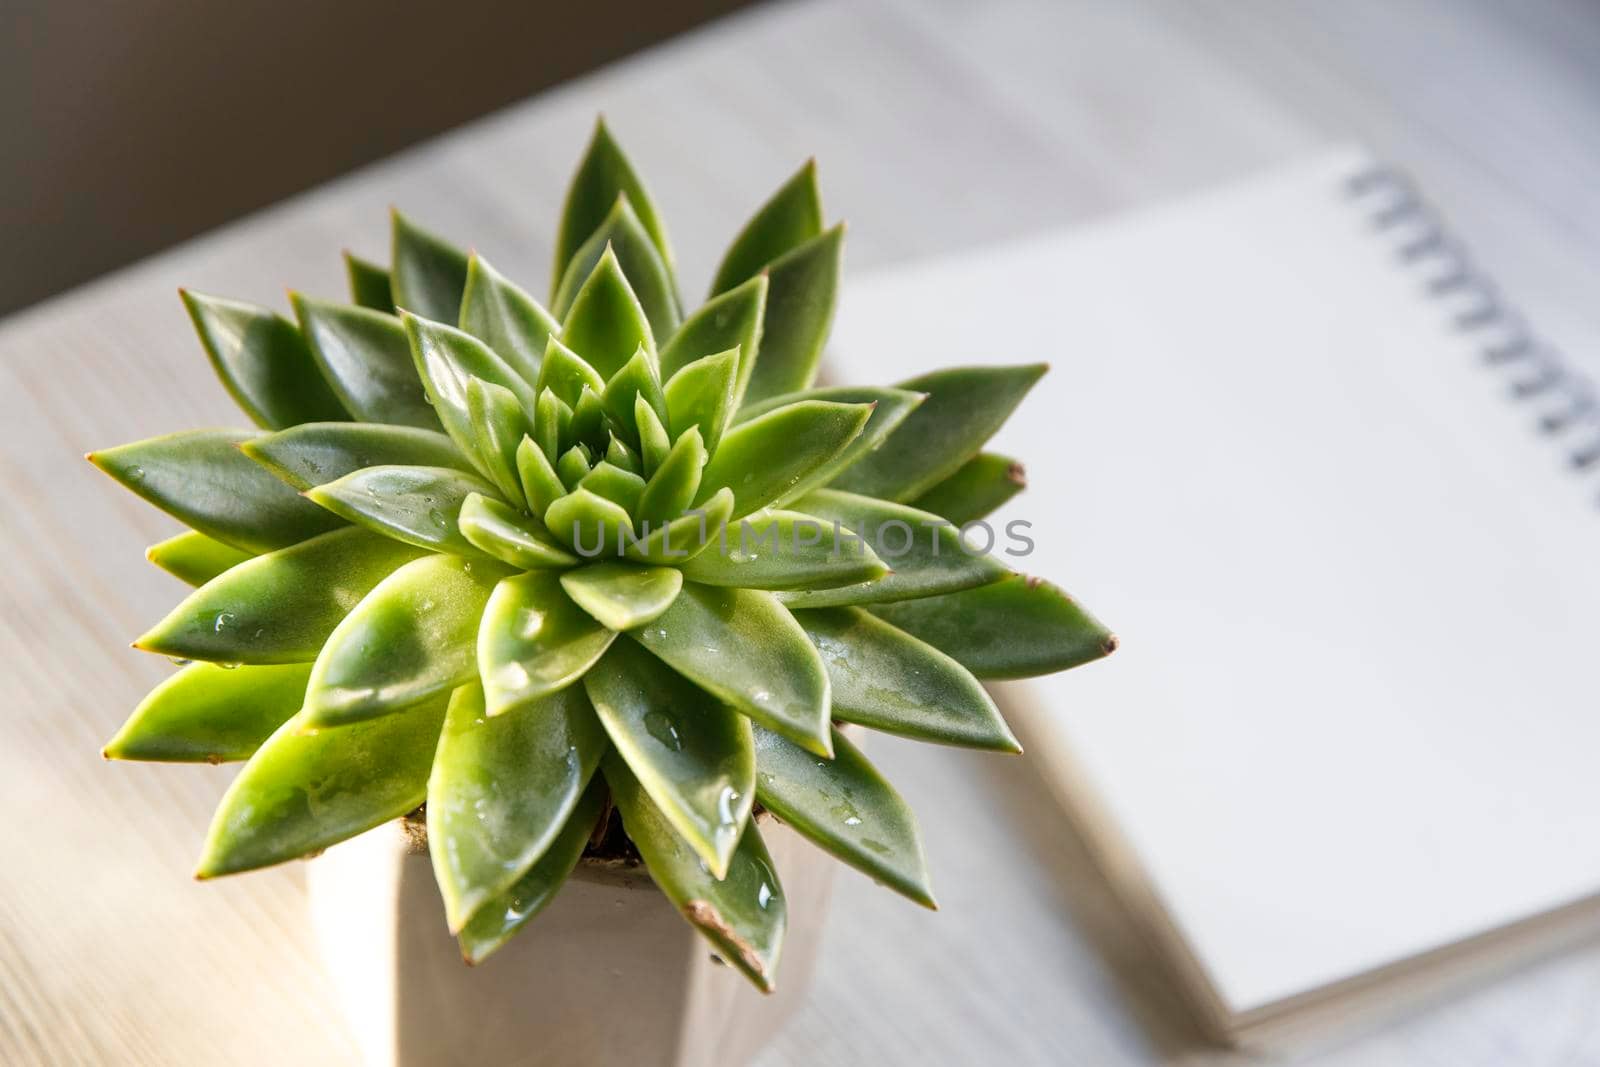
left=91, top=119, right=1116, bottom=991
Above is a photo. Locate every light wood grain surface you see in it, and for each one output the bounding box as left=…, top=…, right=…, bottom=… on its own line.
left=7, top=1, right=1600, bottom=1064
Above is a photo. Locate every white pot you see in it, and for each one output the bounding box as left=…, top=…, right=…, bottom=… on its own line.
left=306, top=814, right=835, bottom=1067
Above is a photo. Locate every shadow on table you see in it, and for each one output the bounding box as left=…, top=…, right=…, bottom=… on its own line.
left=975, top=746, right=1227, bottom=1065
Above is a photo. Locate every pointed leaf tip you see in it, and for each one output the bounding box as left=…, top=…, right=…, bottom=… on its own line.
left=180, top=289, right=349, bottom=430
left=302, top=553, right=511, bottom=727
left=754, top=724, right=936, bottom=908
left=778, top=490, right=1010, bottom=609
left=455, top=776, right=607, bottom=963
left=195, top=694, right=448, bottom=878
left=630, top=583, right=831, bottom=756
left=829, top=363, right=1047, bottom=502
left=391, top=212, right=470, bottom=323
left=146, top=531, right=252, bottom=588
left=734, top=385, right=924, bottom=504
left=293, top=294, right=441, bottom=430
left=428, top=682, right=604, bottom=931
left=552, top=196, right=679, bottom=342
left=739, top=224, right=844, bottom=405
left=560, top=562, right=682, bottom=631
left=604, top=753, right=785, bottom=992
left=869, top=574, right=1114, bottom=679
left=554, top=119, right=674, bottom=300
left=696, top=399, right=873, bottom=518
left=240, top=422, right=468, bottom=494
left=795, top=607, right=1019, bottom=753
left=660, top=274, right=766, bottom=401
left=710, top=159, right=826, bottom=298
left=584, top=641, right=754, bottom=877
left=134, top=527, right=427, bottom=665
left=90, top=430, right=343, bottom=554
left=106, top=661, right=311, bottom=764
left=344, top=251, right=395, bottom=313
left=479, top=570, right=613, bottom=716
left=458, top=253, right=559, bottom=386
left=559, top=246, right=656, bottom=379
left=909, top=451, right=1030, bottom=525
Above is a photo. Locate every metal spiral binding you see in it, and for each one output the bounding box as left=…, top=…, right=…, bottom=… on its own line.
left=1344, top=165, right=1600, bottom=487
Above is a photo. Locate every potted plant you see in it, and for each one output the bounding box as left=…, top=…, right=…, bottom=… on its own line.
left=91, top=119, right=1115, bottom=1065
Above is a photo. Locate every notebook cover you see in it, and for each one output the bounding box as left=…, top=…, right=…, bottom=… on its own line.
left=828, top=148, right=1600, bottom=1018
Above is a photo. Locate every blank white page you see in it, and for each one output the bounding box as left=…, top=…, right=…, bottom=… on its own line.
left=828, top=149, right=1600, bottom=1015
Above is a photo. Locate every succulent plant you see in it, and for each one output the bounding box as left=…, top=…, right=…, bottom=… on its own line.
left=92, top=119, right=1114, bottom=990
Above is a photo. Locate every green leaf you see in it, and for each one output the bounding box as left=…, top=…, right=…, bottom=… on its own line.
left=428, top=681, right=606, bottom=931
left=660, top=276, right=766, bottom=403
left=663, top=349, right=739, bottom=456
left=239, top=422, right=469, bottom=491
left=544, top=487, right=630, bottom=557
left=560, top=562, right=682, bottom=631
left=459, top=493, right=578, bottom=569
left=392, top=210, right=469, bottom=323
left=567, top=387, right=607, bottom=454
left=88, top=430, right=343, bottom=553
left=304, top=554, right=513, bottom=726
left=793, top=607, right=1018, bottom=751
left=869, top=574, right=1117, bottom=679
left=635, top=427, right=705, bottom=529
left=605, top=432, right=640, bottom=474
left=623, top=486, right=731, bottom=565
left=604, top=752, right=784, bottom=993
left=534, top=337, right=606, bottom=411
left=457, top=254, right=559, bottom=386
left=754, top=724, right=934, bottom=907
left=776, top=489, right=1010, bottom=608
left=580, top=462, right=646, bottom=516
left=829, top=364, right=1046, bottom=501
left=533, top=389, right=573, bottom=466
left=680, top=509, right=886, bottom=591
left=735, top=386, right=925, bottom=504
left=135, top=528, right=427, bottom=664
left=403, top=313, right=539, bottom=473
left=194, top=693, right=449, bottom=878
left=458, top=776, right=605, bottom=964
left=552, top=194, right=680, bottom=342
left=516, top=435, right=566, bottom=516
left=696, top=400, right=872, bottom=519
left=740, top=225, right=842, bottom=406
left=559, top=247, right=655, bottom=379
left=908, top=452, right=1026, bottom=524
left=710, top=160, right=823, bottom=297
left=635, top=395, right=672, bottom=477
left=600, top=347, right=667, bottom=448
left=467, top=377, right=532, bottom=507
left=104, top=662, right=311, bottom=763
left=305, top=465, right=500, bottom=559
left=291, top=294, right=441, bottom=430
left=553, top=118, right=674, bottom=297
left=585, top=640, right=754, bottom=877
left=344, top=251, right=394, bottom=313
left=181, top=291, right=349, bottom=430
left=631, top=583, right=830, bottom=756
left=479, top=570, right=615, bottom=716
left=556, top=445, right=593, bottom=491
left=146, top=530, right=254, bottom=586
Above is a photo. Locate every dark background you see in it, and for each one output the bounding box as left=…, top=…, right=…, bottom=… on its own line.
left=0, top=0, right=754, bottom=317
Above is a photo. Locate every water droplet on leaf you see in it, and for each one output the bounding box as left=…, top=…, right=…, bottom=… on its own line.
left=643, top=709, right=682, bottom=752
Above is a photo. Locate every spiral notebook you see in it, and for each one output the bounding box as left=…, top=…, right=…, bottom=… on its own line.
left=828, top=148, right=1600, bottom=1044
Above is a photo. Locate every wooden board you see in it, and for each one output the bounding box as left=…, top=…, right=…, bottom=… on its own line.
left=6, top=1, right=1600, bottom=1063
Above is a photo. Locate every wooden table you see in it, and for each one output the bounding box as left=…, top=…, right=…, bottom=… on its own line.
left=7, top=1, right=1600, bottom=1063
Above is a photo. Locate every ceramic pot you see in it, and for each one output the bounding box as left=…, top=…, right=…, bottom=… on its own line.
left=306, top=814, right=835, bottom=1067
